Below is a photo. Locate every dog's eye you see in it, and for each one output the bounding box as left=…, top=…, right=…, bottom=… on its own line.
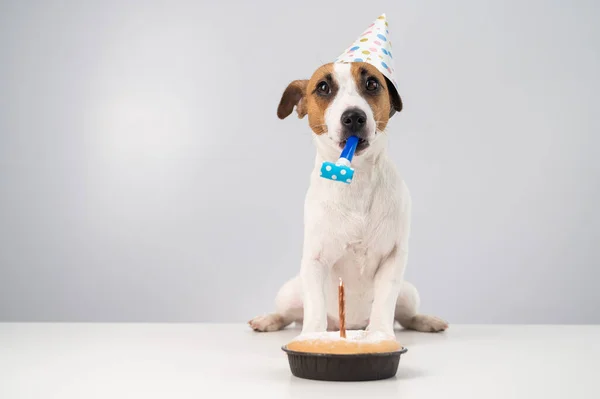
left=366, top=78, right=379, bottom=91
left=317, top=81, right=330, bottom=95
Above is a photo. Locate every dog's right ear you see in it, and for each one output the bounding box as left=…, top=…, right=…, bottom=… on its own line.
left=277, top=80, right=308, bottom=119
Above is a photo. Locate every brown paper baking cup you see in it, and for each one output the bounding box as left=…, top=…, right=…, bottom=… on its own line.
left=281, top=346, right=408, bottom=381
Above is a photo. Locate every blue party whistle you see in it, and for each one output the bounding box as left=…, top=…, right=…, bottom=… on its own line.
left=320, top=136, right=358, bottom=184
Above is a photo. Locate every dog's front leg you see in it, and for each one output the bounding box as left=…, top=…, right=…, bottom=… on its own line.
left=367, top=246, right=407, bottom=337
left=299, top=255, right=329, bottom=333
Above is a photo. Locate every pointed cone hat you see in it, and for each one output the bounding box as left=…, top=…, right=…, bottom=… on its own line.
left=335, top=14, right=401, bottom=112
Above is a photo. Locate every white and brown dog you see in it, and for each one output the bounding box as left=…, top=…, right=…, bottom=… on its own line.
left=249, top=61, right=447, bottom=337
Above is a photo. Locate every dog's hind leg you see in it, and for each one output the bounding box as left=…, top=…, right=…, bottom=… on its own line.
left=249, top=276, right=303, bottom=332
left=394, top=280, right=448, bottom=332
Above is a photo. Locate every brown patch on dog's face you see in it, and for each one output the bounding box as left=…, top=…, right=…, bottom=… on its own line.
left=350, top=63, right=401, bottom=132
left=304, top=64, right=338, bottom=135
left=277, top=63, right=339, bottom=135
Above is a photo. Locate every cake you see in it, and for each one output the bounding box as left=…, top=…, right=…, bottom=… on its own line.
left=286, top=330, right=402, bottom=355
left=282, top=329, right=407, bottom=381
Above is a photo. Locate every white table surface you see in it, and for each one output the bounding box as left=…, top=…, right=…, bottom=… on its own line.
left=1, top=323, right=598, bottom=399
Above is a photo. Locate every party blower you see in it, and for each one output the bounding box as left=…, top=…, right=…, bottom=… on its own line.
left=319, top=136, right=359, bottom=184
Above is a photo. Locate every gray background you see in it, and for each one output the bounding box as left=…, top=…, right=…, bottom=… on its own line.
left=1, top=0, right=599, bottom=324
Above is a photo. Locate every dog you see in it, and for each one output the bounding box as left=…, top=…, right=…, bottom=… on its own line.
left=249, top=61, right=448, bottom=337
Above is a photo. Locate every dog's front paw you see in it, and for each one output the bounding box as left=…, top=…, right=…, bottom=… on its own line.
left=248, top=313, right=286, bottom=332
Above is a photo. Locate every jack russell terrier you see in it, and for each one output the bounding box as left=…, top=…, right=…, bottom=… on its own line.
left=249, top=15, right=447, bottom=338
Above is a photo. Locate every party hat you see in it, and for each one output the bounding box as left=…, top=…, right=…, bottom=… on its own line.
left=335, top=14, right=398, bottom=95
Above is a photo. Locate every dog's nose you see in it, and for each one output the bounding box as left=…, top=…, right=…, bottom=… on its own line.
left=340, top=109, right=367, bottom=132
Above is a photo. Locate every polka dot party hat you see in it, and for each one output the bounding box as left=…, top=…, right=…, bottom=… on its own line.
left=335, top=14, right=398, bottom=94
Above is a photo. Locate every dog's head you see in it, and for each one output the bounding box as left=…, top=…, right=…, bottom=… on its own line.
left=277, top=62, right=402, bottom=157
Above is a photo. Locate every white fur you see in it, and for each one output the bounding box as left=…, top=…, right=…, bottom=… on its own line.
left=324, top=63, right=377, bottom=145
left=249, top=63, right=447, bottom=335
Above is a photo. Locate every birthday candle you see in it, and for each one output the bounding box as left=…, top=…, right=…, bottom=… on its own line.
left=339, top=278, right=346, bottom=339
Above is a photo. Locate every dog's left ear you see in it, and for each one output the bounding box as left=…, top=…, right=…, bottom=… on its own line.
left=386, top=78, right=402, bottom=118
left=277, top=80, right=308, bottom=119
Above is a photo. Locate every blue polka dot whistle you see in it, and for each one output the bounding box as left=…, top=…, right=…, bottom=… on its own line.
left=319, top=136, right=359, bottom=184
